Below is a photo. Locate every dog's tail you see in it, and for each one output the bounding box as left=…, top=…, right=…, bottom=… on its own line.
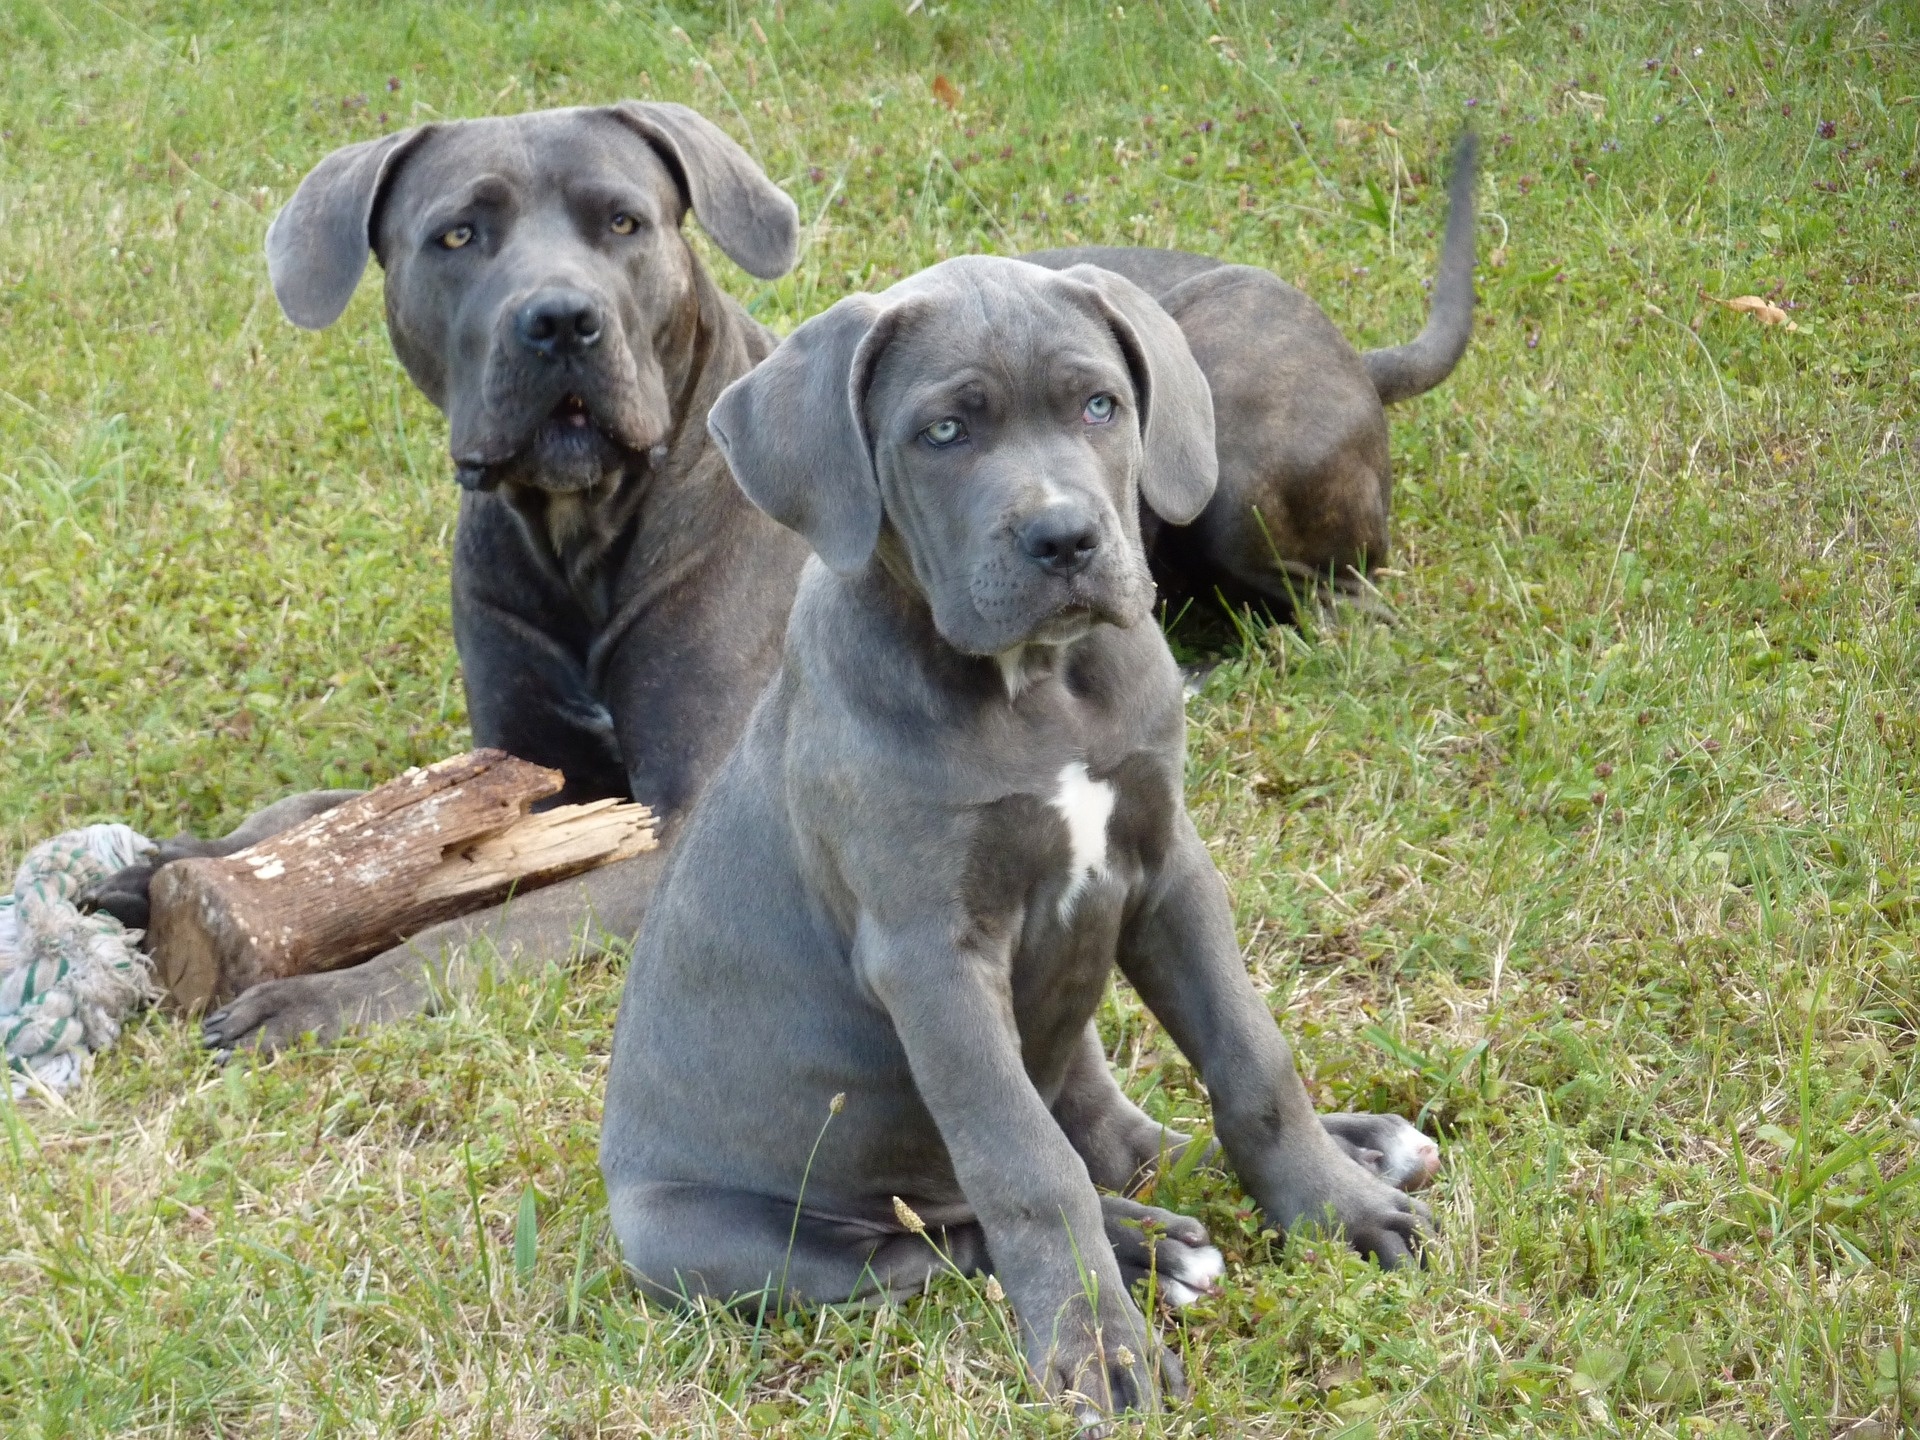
left=1361, top=132, right=1477, bottom=407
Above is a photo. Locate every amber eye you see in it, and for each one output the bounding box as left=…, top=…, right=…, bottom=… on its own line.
left=922, top=417, right=966, bottom=447
left=439, top=225, right=473, bottom=250
left=1083, top=393, right=1116, bottom=424
left=610, top=213, right=639, bottom=235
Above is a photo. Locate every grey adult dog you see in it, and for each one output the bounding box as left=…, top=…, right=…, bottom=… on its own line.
left=84, top=103, right=810, bottom=1049
left=598, top=255, right=1431, bottom=1420
left=1024, top=133, right=1477, bottom=610
left=270, top=102, right=805, bottom=814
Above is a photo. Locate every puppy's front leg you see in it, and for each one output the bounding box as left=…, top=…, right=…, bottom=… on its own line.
left=855, top=920, right=1167, bottom=1417
left=1117, top=819, right=1429, bottom=1267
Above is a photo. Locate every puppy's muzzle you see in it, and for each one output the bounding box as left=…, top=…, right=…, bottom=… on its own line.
left=1017, top=502, right=1101, bottom=578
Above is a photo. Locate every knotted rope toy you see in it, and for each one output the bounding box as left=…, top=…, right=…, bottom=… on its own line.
left=1, top=824, right=158, bottom=1099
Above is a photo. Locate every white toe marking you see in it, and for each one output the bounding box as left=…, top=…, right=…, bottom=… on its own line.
left=1169, top=1243, right=1225, bottom=1289
left=1377, top=1120, right=1444, bottom=1191
left=1389, top=1136, right=1443, bottom=1191
left=1050, top=762, right=1114, bottom=919
left=1161, top=1279, right=1202, bottom=1309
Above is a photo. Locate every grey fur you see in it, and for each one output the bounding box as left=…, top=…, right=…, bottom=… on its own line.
left=1361, top=133, right=1480, bottom=405
left=1022, top=131, right=1477, bottom=606
left=264, top=102, right=797, bottom=330
left=601, top=257, right=1429, bottom=1418
left=97, top=115, right=1438, bottom=1227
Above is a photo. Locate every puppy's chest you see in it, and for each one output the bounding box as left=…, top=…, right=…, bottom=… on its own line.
left=962, top=752, right=1175, bottom=938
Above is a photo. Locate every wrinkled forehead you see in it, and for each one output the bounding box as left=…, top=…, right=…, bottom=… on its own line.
left=385, top=110, right=676, bottom=214
left=872, top=263, right=1133, bottom=410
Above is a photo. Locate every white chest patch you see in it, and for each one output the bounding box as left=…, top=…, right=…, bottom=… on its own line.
left=1049, top=761, right=1115, bottom=919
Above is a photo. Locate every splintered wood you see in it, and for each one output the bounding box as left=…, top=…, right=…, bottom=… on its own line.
left=148, top=750, right=654, bottom=1013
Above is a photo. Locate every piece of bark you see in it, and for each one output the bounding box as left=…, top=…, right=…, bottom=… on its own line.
left=148, top=750, right=655, bottom=1013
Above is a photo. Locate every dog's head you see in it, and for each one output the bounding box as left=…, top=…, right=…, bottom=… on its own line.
left=708, top=257, right=1216, bottom=656
left=264, top=104, right=798, bottom=494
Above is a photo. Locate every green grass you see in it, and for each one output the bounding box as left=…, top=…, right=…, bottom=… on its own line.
left=4, top=0, right=1919, bottom=1433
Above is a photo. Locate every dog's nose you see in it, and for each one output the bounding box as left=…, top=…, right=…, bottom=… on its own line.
left=1017, top=505, right=1101, bottom=577
left=515, top=289, right=604, bottom=357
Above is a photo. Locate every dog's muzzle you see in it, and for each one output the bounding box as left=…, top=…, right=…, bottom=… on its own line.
left=1016, top=502, right=1102, bottom=579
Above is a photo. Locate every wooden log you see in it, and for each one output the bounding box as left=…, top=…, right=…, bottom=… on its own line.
left=148, top=750, right=655, bottom=1013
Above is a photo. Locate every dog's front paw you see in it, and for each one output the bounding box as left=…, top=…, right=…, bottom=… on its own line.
left=1321, top=1111, right=1442, bottom=1192
left=1100, top=1195, right=1222, bottom=1313
left=76, top=862, right=162, bottom=931
left=202, top=968, right=403, bottom=1057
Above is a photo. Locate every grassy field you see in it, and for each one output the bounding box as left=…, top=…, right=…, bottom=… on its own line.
left=4, top=0, right=1919, bottom=1433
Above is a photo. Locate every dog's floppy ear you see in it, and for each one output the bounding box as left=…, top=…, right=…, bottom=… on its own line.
left=710, top=293, right=911, bottom=573
left=1059, top=264, right=1218, bottom=524
left=611, top=102, right=799, bottom=280
left=265, top=127, right=435, bottom=331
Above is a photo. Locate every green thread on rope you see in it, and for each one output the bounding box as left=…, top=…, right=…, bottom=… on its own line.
left=1, top=824, right=158, bottom=1099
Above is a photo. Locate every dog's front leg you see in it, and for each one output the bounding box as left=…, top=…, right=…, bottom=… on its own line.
left=1117, top=819, right=1430, bottom=1267
left=201, top=847, right=667, bottom=1055
left=78, top=789, right=365, bottom=930
left=854, top=919, right=1170, bottom=1419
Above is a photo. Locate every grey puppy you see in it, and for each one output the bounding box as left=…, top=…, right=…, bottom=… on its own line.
left=80, top=104, right=814, bottom=1050
left=599, top=256, right=1430, bottom=1419
left=1024, top=133, right=1477, bottom=610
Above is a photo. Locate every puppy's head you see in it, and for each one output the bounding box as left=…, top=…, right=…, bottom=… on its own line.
left=709, top=256, right=1216, bottom=655
left=264, top=104, right=798, bottom=495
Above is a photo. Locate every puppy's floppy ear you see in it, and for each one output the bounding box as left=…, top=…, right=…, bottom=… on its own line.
left=611, top=102, right=799, bottom=280
left=1059, top=264, right=1218, bottom=525
left=709, top=293, right=910, bottom=574
left=265, top=127, right=435, bottom=331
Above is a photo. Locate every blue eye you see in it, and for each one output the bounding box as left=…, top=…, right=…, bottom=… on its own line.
left=923, top=417, right=966, bottom=446
left=1083, top=394, right=1116, bottom=424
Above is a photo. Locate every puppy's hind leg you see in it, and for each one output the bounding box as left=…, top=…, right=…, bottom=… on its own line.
left=607, top=1181, right=988, bottom=1312
left=1053, top=1024, right=1213, bottom=1194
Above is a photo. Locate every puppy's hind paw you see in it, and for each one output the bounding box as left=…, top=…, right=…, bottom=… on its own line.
left=1155, top=1242, right=1224, bottom=1309
left=1100, top=1194, right=1224, bottom=1310
left=1321, top=1111, right=1441, bottom=1193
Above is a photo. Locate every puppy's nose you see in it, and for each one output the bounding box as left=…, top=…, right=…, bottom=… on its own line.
left=1017, top=505, right=1101, bottom=577
left=515, top=288, right=604, bottom=357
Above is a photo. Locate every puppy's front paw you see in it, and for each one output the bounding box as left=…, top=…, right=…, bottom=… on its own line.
left=1263, top=1140, right=1433, bottom=1270
left=1031, top=1307, right=1169, bottom=1423
left=1321, top=1111, right=1442, bottom=1192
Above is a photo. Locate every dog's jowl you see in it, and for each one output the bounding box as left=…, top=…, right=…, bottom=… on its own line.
left=599, top=256, right=1433, bottom=1420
